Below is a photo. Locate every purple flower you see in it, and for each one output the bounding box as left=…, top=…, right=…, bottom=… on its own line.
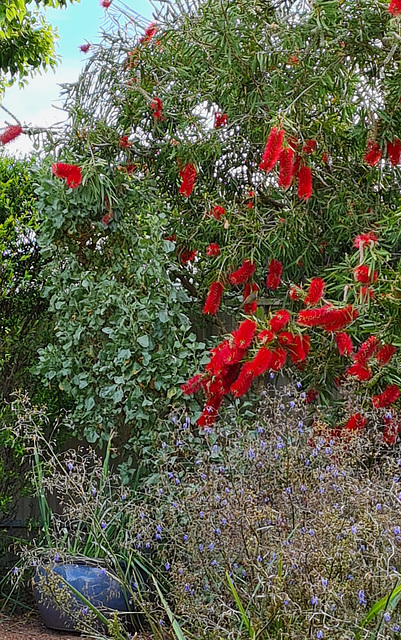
left=358, top=590, right=367, bottom=606
left=316, top=632, right=323, bottom=639
left=384, top=612, right=391, bottom=622
left=67, top=462, right=73, bottom=471
left=101, top=521, right=107, bottom=530
left=311, top=596, right=318, bottom=606
left=165, top=562, right=170, bottom=570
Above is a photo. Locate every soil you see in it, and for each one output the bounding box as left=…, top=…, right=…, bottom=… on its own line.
left=0, top=613, right=153, bottom=640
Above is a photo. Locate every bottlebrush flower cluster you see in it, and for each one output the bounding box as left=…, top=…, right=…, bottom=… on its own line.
left=214, top=112, right=227, bottom=128
left=119, top=135, right=131, bottom=148
left=353, top=264, right=378, bottom=283
left=0, top=125, right=23, bottom=145
left=364, top=140, right=382, bottom=166
left=372, top=385, right=400, bottom=409
left=353, top=231, right=378, bottom=250
left=229, top=259, right=256, bottom=285
left=304, top=278, right=325, bottom=306
left=345, top=336, right=397, bottom=382
left=206, top=243, right=220, bottom=257
left=150, top=97, right=164, bottom=121
left=297, top=305, right=358, bottom=332
left=266, top=259, right=283, bottom=289
left=203, top=282, right=224, bottom=315
left=243, top=282, right=259, bottom=314
left=389, top=0, right=401, bottom=16
left=209, top=205, right=225, bottom=220
left=179, top=163, right=197, bottom=197
left=51, top=163, right=82, bottom=189
left=139, top=22, right=157, bottom=44
left=79, top=43, right=90, bottom=53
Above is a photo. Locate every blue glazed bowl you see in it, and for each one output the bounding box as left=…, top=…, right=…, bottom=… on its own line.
left=33, top=563, right=130, bottom=632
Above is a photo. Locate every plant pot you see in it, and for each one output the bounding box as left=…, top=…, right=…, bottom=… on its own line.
left=33, top=562, right=131, bottom=632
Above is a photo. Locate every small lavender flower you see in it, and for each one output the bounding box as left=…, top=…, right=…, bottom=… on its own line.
left=165, top=562, right=170, bottom=570
left=13, top=567, right=18, bottom=575
left=311, top=595, right=318, bottom=606
left=210, top=559, right=217, bottom=566
left=67, top=462, right=73, bottom=471
left=101, top=521, right=106, bottom=530
left=383, top=611, right=391, bottom=622
left=183, top=534, right=188, bottom=541
left=81, top=607, right=88, bottom=615
left=289, top=401, right=295, bottom=409
left=316, top=631, right=324, bottom=639
left=296, top=381, right=302, bottom=388
left=54, top=552, right=60, bottom=562
left=358, top=590, right=367, bottom=606
left=248, top=448, right=255, bottom=460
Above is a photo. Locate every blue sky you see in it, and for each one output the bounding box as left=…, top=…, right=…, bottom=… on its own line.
left=2, top=0, right=153, bottom=155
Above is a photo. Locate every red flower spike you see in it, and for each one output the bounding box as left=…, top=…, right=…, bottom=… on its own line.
left=387, top=138, right=401, bottom=165
left=383, top=419, right=401, bottom=445
left=181, top=373, right=204, bottom=395
left=353, top=232, right=378, bottom=250
left=335, top=332, right=353, bottom=356
left=364, top=140, right=382, bottom=166
left=353, top=336, right=379, bottom=365
left=210, top=205, right=226, bottom=220
left=289, top=285, right=301, bottom=300
left=119, top=135, right=131, bottom=148
left=150, top=97, right=164, bottom=121
left=278, top=148, right=294, bottom=189
left=302, top=139, right=317, bottom=154
left=243, top=282, right=259, bottom=314
left=179, top=163, right=197, bottom=197
left=320, top=305, right=358, bottom=332
left=51, top=163, right=82, bottom=189
left=360, top=286, right=375, bottom=301
left=375, top=344, right=397, bottom=367
left=100, top=0, right=111, bottom=7
left=197, top=395, right=223, bottom=428
left=296, top=306, right=332, bottom=327
left=179, top=248, right=197, bottom=264
left=346, top=363, right=372, bottom=381
left=230, top=363, right=255, bottom=398
left=305, top=388, right=319, bottom=404
left=214, top=112, right=227, bottom=128
left=257, top=329, right=275, bottom=344
left=0, top=125, right=23, bottom=145
left=270, top=309, right=291, bottom=333
left=353, top=265, right=378, bottom=283
left=344, top=413, right=367, bottom=432
left=102, top=211, right=114, bottom=226
left=389, top=0, right=401, bottom=16
left=270, top=347, right=287, bottom=371
left=292, top=155, right=301, bottom=178
left=304, top=278, right=325, bottom=306
left=259, top=127, right=285, bottom=173
left=206, top=243, right=220, bottom=257
left=139, top=22, right=157, bottom=44
left=266, top=259, right=283, bottom=290
left=203, top=282, right=224, bottom=315
left=79, top=43, right=90, bottom=53
left=232, top=319, right=257, bottom=349
left=372, top=384, right=400, bottom=408
left=206, top=340, right=232, bottom=374
left=298, top=165, right=313, bottom=200
left=250, top=347, right=274, bottom=377
left=229, top=259, right=256, bottom=285
left=322, top=151, right=329, bottom=164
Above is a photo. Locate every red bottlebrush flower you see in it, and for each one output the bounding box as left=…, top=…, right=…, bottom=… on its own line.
left=387, top=138, right=401, bottom=165
left=322, top=151, right=329, bottom=164
left=79, top=43, right=90, bottom=53
left=375, top=344, right=397, bottom=367
left=203, top=281, right=224, bottom=315
left=100, top=0, right=111, bottom=7
left=364, top=140, right=382, bottom=166
left=304, top=278, right=325, bottom=306
left=124, top=164, right=137, bottom=174
left=296, top=306, right=332, bottom=327
left=179, top=248, right=197, bottom=264
left=102, top=211, right=114, bottom=226
left=179, top=163, right=197, bottom=197
left=164, top=234, right=176, bottom=242
left=353, top=264, right=378, bottom=283
left=389, top=0, right=401, bottom=16
left=259, top=127, right=285, bottom=173
left=292, top=155, right=301, bottom=177
left=214, top=112, right=227, bottom=128
left=297, top=165, right=313, bottom=200
left=206, top=243, right=220, bottom=257
left=51, top=163, right=82, bottom=189
left=353, top=336, right=379, bottom=365
left=266, top=259, right=283, bottom=290
left=270, top=309, right=291, bottom=333
left=150, top=97, right=164, bottom=121
left=383, top=418, right=401, bottom=445
left=335, top=332, right=353, bottom=356
left=278, top=148, right=294, bottom=189
left=270, top=347, right=287, bottom=371
left=279, top=332, right=310, bottom=364
left=305, top=388, right=319, bottom=404
left=360, top=286, right=375, bottom=301
left=231, top=362, right=255, bottom=398
left=119, top=135, right=131, bottom=148
left=353, top=231, right=378, bottom=249
left=250, top=347, right=274, bottom=377
left=344, top=413, right=367, bottom=432
left=302, top=139, right=317, bottom=154
left=232, top=319, right=257, bottom=349
left=206, top=340, right=232, bottom=375
left=210, top=205, right=226, bottom=220
left=0, top=125, right=23, bottom=145
left=346, top=363, right=372, bottom=381
left=197, top=395, right=223, bottom=428
left=289, top=285, right=301, bottom=300
left=229, top=259, right=256, bottom=285
left=139, top=22, right=157, bottom=44
left=320, top=305, right=358, bottom=332
left=372, top=384, right=400, bottom=408
left=257, top=329, right=275, bottom=344
left=243, top=282, right=259, bottom=314
left=181, top=373, right=204, bottom=395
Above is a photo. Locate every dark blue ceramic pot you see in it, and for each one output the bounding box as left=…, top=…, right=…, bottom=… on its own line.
left=33, top=563, right=130, bottom=631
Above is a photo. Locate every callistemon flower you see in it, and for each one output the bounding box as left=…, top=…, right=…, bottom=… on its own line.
left=257, top=329, right=275, bottom=344
left=278, top=332, right=310, bottom=364
left=297, top=306, right=331, bottom=327
left=346, top=362, right=371, bottom=381
left=243, top=282, right=258, bottom=314
left=197, top=394, right=223, bottom=428
left=353, top=231, right=378, bottom=249
left=181, top=373, right=204, bottom=395
left=102, top=211, right=114, bottom=226
left=360, top=286, right=375, bottom=300
left=0, top=125, right=23, bottom=145
left=139, top=22, right=157, bottom=44
left=51, top=163, right=82, bottom=188
left=304, top=278, right=325, bottom=306
left=232, top=319, right=257, bottom=349
left=179, top=163, right=197, bottom=197
left=289, top=284, right=301, bottom=300
left=100, top=0, right=111, bottom=7
left=229, top=259, right=256, bottom=285
left=383, top=418, right=401, bottom=445
left=278, top=148, right=294, bottom=189
left=79, top=43, right=90, bottom=53
left=150, top=97, right=164, bottom=121
left=206, top=243, right=220, bottom=257
left=320, top=305, right=358, bottom=332
left=230, top=362, right=255, bottom=398
left=344, top=413, right=367, bottom=431
left=203, top=282, right=224, bottom=315
left=335, top=332, right=353, bottom=356
left=372, top=384, right=400, bottom=408
left=364, top=140, right=382, bottom=166
left=270, top=347, right=287, bottom=370
left=214, top=112, right=227, bottom=128
left=375, top=344, right=397, bottom=366
left=210, top=205, right=225, bottom=220
left=353, top=265, right=378, bottom=283
left=302, top=139, right=317, bottom=154
left=119, top=135, right=131, bottom=148
left=387, top=138, right=401, bottom=165
left=389, top=0, right=401, bottom=16
left=353, top=335, right=379, bottom=365
left=259, top=127, right=285, bottom=172
left=298, top=165, right=313, bottom=200
left=179, top=248, right=197, bottom=264
left=266, top=259, right=283, bottom=289
left=270, top=309, right=290, bottom=333
left=305, top=388, right=318, bottom=404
